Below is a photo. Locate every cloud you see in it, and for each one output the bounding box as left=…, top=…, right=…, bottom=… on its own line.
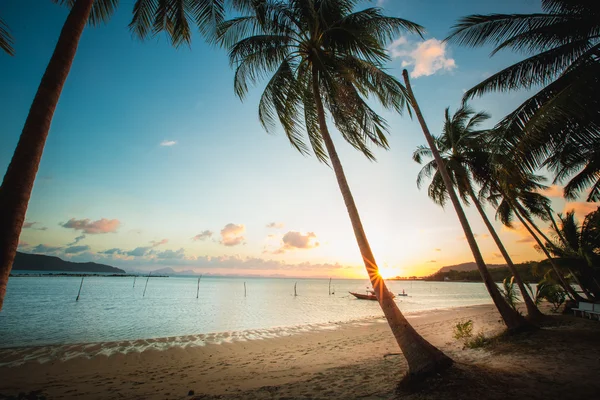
left=376, top=0, right=386, bottom=6
left=61, top=218, right=120, bottom=234
left=23, top=221, right=47, bottom=231
left=388, top=37, right=456, bottom=78
left=563, top=202, right=599, bottom=219
left=127, top=246, right=153, bottom=257
left=427, top=260, right=437, bottom=263
left=64, top=245, right=91, bottom=254
left=17, top=241, right=29, bottom=249
left=31, top=244, right=62, bottom=254
left=155, top=248, right=186, bottom=260
left=461, top=233, right=490, bottom=240
left=68, top=234, right=86, bottom=246
left=220, top=223, right=246, bottom=247
left=99, top=248, right=125, bottom=255
left=434, top=248, right=441, bottom=252
left=150, top=239, right=169, bottom=247
left=192, top=230, right=213, bottom=241
left=160, top=140, right=177, bottom=147
left=503, top=223, right=535, bottom=244
left=493, top=253, right=503, bottom=259
left=275, top=231, right=319, bottom=254
left=266, top=222, right=284, bottom=229
left=540, top=185, right=564, bottom=198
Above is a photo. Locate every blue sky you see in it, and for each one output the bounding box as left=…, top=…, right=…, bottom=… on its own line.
left=1, top=0, right=594, bottom=278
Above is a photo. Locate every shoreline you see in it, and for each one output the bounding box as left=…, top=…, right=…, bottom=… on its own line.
left=0, top=303, right=492, bottom=357
left=2, top=303, right=599, bottom=399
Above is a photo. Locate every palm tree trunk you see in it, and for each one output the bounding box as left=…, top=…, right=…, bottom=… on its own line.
left=467, top=189, right=544, bottom=320
left=311, top=67, right=452, bottom=378
left=402, top=70, right=527, bottom=332
left=511, top=206, right=584, bottom=302
left=0, top=0, right=94, bottom=311
left=517, top=206, right=593, bottom=300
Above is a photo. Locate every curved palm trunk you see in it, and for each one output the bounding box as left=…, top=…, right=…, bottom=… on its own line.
left=467, top=189, right=543, bottom=320
left=0, top=0, right=94, bottom=311
left=516, top=205, right=594, bottom=300
left=511, top=206, right=584, bottom=302
left=402, top=70, right=527, bottom=332
left=311, top=68, right=452, bottom=378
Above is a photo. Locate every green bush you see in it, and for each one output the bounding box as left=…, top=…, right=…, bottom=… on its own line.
left=453, top=320, right=473, bottom=341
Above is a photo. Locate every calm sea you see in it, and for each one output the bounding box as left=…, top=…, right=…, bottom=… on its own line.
left=0, top=274, right=494, bottom=349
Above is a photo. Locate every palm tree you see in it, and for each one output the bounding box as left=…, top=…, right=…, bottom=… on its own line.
left=402, top=70, right=529, bottom=332
left=220, top=0, right=453, bottom=379
left=543, top=209, right=600, bottom=298
left=413, top=105, right=544, bottom=320
left=482, top=166, right=585, bottom=302
left=0, top=0, right=231, bottom=311
left=446, top=0, right=600, bottom=201
left=0, top=17, right=14, bottom=55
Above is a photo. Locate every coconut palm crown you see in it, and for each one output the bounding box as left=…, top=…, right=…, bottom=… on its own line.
left=446, top=0, right=600, bottom=201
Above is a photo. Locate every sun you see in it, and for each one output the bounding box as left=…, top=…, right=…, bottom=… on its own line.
left=377, top=265, right=401, bottom=279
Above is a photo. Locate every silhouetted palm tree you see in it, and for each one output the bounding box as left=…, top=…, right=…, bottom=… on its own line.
left=544, top=208, right=600, bottom=298
left=0, top=17, right=14, bottom=55
left=402, top=71, right=529, bottom=332
left=220, top=0, right=453, bottom=379
left=447, top=0, right=600, bottom=201
left=0, top=0, right=233, bottom=311
left=414, top=106, right=544, bottom=320
left=482, top=165, right=585, bottom=301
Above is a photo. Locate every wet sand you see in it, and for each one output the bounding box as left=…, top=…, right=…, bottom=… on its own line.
left=1, top=303, right=599, bottom=399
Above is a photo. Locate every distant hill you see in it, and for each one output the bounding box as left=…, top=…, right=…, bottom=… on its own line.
left=13, top=252, right=126, bottom=274
left=437, top=262, right=508, bottom=274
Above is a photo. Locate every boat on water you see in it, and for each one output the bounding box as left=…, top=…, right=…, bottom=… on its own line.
left=349, top=289, right=396, bottom=301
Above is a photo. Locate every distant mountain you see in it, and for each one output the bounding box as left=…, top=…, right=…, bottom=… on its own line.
left=13, top=252, right=126, bottom=274
left=149, top=267, right=200, bottom=276
left=437, top=262, right=508, bottom=274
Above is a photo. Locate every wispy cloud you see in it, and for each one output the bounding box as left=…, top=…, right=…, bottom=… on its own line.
left=61, top=218, right=120, bottom=234
left=150, top=239, right=169, bottom=247
left=23, top=221, right=47, bottom=231
left=160, top=140, right=177, bottom=147
left=64, top=245, right=91, bottom=254
left=220, top=223, right=246, bottom=247
left=68, top=234, right=86, bottom=246
left=540, top=185, right=564, bottom=198
left=388, top=37, right=456, bottom=78
left=30, top=244, right=63, bottom=254
left=266, top=222, right=284, bottom=229
left=192, top=230, right=213, bottom=241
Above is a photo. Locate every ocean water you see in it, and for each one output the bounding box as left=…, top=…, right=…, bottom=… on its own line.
left=0, top=275, right=494, bottom=349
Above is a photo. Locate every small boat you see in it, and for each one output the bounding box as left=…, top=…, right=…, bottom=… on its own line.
left=397, top=290, right=408, bottom=297
left=349, top=289, right=395, bottom=300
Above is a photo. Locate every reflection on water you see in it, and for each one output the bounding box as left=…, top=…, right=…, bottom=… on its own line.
left=0, top=275, right=493, bottom=348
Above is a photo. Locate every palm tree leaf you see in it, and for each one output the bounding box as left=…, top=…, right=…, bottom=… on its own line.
left=0, top=17, right=14, bottom=56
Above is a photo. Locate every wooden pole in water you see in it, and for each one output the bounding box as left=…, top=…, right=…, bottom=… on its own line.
left=328, top=277, right=331, bottom=295
left=244, top=281, right=247, bottom=297
left=294, top=282, right=297, bottom=297
left=133, top=276, right=136, bottom=288
left=76, top=276, right=84, bottom=301
left=143, top=272, right=152, bottom=297
left=196, top=275, right=202, bottom=299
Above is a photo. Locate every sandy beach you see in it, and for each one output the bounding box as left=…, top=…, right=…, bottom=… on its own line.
left=1, top=303, right=599, bottom=399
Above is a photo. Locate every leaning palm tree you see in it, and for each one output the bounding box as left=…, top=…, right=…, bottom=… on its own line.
left=219, top=0, right=452, bottom=379
left=482, top=164, right=585, bottom=301
left=447, top=0, right=600, bottom=201
left=413, top=105, right=544, bottom=320
left=0, top=0, right=232, bottom=311
left=0, top=17, right=14, bottom=55
left=402, top=71, right=528, bottom=332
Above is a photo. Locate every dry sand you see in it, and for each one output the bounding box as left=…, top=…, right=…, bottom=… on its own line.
left=1, top=304, right=599, bottom=400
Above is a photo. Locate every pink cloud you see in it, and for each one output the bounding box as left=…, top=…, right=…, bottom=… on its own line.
left=192, top=230, right=213, bottom=241
left=563, top=202, right=599, bottom=219
left=220, top=223, right=245, bottom=247
left=274, top=231, right=319, bottom=254
left=61, top=218, right=120, bottom=234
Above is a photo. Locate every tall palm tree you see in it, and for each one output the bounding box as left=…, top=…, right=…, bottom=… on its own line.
left=482, top=166, right=585, bottom=301
left=402, top=70, right=528, bottom=332
left=220, top=0, right=453, bottom=379
left=446, top=0, right=600, bottom=201
left=413, top=106, right=544, bottom=320
left=0, top=17, right=14, bottom=55
left=0, top=0, right=231, bottom=311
